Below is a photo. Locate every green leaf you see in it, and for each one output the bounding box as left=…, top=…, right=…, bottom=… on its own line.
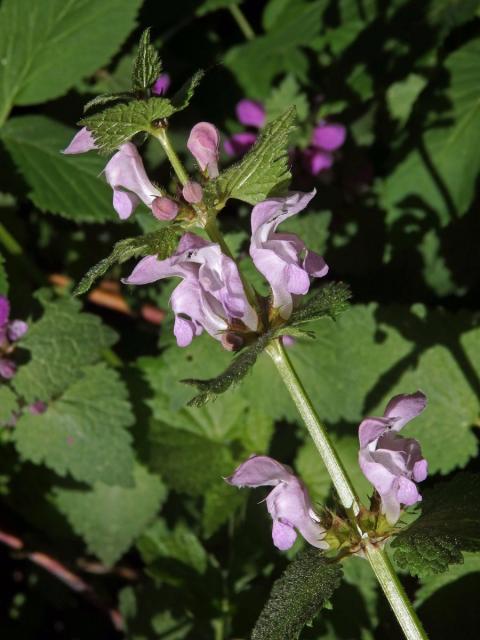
left=265, top=75, right=309, bottom=122
left=137, top=519, right=208, bottom=574
left=1, top=116, right=116, bottom=223
left=75, top=226, right=179, bottom=295
left=427, top=0, right=480, bottom=39
left=132, top=28, right=162, bottom=93
left=83, top=92, right=133, bottom=114
left=81, top=98, right=176, bottom=153
left=208, top=107, right=296, bottom=206
left=251, top=548, right=343, bottom=640
left=225, top=1, right=325, bottom=98
left=14, top=364, right=135, bottom=486
left=0, top=387, right=18, bottom=424
left=381, top=37, right=480, bottom=223
left=392, top=474, right=480, bottom=577
left=0, top=0, right=141, bottom=122
left=170, top=70, right=205, bottom=112
left=148, top=424, right=235, bottom=496
left=415, top=552, right=480, bottom=608
left=54, top=465, right=166, bottom=566
left=202, top=480, right=247, bottom=537
left=386, top=74, right=427, bottom=124
left=288, top=282, right=352, bottom=328
left=12, top=296, right=116, bottom=404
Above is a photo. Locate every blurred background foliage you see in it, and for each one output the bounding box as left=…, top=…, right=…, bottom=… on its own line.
left=0, top=0, right=479, bottom=638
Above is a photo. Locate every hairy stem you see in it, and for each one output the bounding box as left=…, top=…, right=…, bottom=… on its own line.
left=365, top=544, right=428, bottom=640
left=228, top=5, right=255, bottom=41
left=266, top=337, right=428, bottom=640
left=152, top=127, right=190, bottom=186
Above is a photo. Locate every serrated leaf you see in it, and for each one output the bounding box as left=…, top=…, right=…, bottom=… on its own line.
left=132, top=28, right=162, bottom=93
left=0, top=386, right=17, bottom=424
left=14, top=364, right=135, bottom=486
left=81, top=98, right=176, bottom=153
left=75, top=226, right=179, bottom=295
left=208, top=107, right=296, bottom=206
left=415, top=552, right=480, bottom=608
left=288, top=282, right=352, bottom=327
left=265, top=75, right=309, bottom=122
left=252, top=548, right=342, bottom=640
left=0, top=0, right=141, bottom=123
left=138, top=519, right=208, bottom=574
left=83, top=92, right=133, bottom=114
left=54, top=465, right=166, bottom=566
left=170, top=70, right=205, bottom=112
left=12, top=296, right=116, bottom=403
left=1, top=115, right=119, bottom=222
left=392, top=474, right=480, bottom=577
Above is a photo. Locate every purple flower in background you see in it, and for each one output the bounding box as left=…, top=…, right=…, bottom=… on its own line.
left=358, top=391, right=428, bottom=525
left=226, top=455, right=328, bottom=551
left=123, top=233, right=258, bottom=348
left=62, top=127, right=97, bottom=155
left=0, top=296, right=28, bottom=381
left=187, top=122, right=220, bottom=178
left=250, top=190, right=328, bottom=319
left=104, top=143, right=162, bottom=219
left=223, top=131, right=257, bottom=157
left=152, top=73, right=171, bottom=96
left=302, top=121, right=346, bottom=176
left=224, top=99, right=265, bottom=157
left=236, top=99, right=266, bottom=128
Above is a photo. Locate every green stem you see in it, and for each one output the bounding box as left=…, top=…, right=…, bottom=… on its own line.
left=228, top=5, right=255, bottom=41
left=0, top=223, right=22, bottom=255
left=365, top=545, right=428, bottom=640
left=152, top=128, right=190, bottom=186
left=266, top=338, right=428, bottom=640
left=265, top=338, right=360, bottom=515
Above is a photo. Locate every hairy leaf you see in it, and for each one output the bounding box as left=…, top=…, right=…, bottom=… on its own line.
left=208, top=107, right=296, bottom=206
left=392, top=474, right=480, bottom=576
left=54, top=465, right=166, bottom=566
left=14, top=364, right=135, bottom=486
left=132, top=28, right=162, bottom=93
left=288, top=282, right=352, bottom=327
left=170, top=69, right=205, bottom=111
left=0, top=0, right=141, bottom=122
left=75, top=226, right=179, bottom=295
left=81, top=98, right=175, bottom=153
left=252, top=548, right=342, bottom=640
left=415, top=553, right=480, bottom=608
left=83, top=92, right=133, bottom=114
left=0, top=387, right=18, bottom=424
left=13, top=296, right=116, bottom=404
left=1, top=116, right=116, bottom=223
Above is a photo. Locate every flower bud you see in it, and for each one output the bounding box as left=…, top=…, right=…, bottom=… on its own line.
left=187, top=122, right=220, bottom=178
left=182, top=181, right=203, bottom=204
left=152, top=196, right=179, bottom=221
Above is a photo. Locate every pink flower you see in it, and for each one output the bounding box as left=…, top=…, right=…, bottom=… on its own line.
left=104, top=143, right=162, bottom=219
left=187, top=122, right=220, bottom=178
left=250, top=191, right=328, bottom=319
left=223, top=131, right=257, bottom=157
left=226, top=455, right=328, bottom=551
left=123, top=233, right=258, bottom=348
left=302, top=149, right=333, bottom=176
left=236, top=99, right=266, bottom=129
left=152, top=197, right=179, bottom=221
left=62, top=127, right=97, bottom=155
left=182, top=181, right=203, bottom=204
left=0, top=296, right=28, bottom=380
left=152, top=73, right=171, bottom=96
left=312, top=122, right=346, bottom=151
left=358, top=391, right=428, bottom=525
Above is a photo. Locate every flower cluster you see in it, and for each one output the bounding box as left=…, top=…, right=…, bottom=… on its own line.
left=0, top=296, right=28, bottom=380
left=358, top=391, right=428, bottom=524
left=224, top=98, right=346, bottom=177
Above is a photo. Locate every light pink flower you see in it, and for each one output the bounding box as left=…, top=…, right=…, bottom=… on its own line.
left=123, top=233, right=258, bottom=348
left=226, top=455, right=328, bottom=551
left=104, top=143, right=162, bottom=219
left=187, top=122, right=220, bottom=178
left=250, top=191, right=328, bottom=319
left=358, top=391, right=428, bottom=524
left=152, top=197, right=179, bottom=221
left=62, top=127, right=97, bottom=155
